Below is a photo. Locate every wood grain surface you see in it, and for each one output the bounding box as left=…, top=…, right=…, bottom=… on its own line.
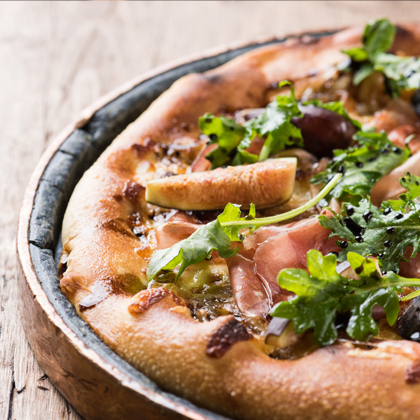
left=1, top=1, right=419, bottom=419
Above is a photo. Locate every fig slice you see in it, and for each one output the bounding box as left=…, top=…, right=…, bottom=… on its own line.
left=145, top=158, right=297, bottom=211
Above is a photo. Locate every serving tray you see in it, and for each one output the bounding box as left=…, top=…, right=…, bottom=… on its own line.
left=16, top=29, right=335, bottom=420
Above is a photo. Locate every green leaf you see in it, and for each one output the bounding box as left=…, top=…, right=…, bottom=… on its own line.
left=198, top=81, right=303, bottom=169
left=375, top=53, right=420, bottom=96
left=199, top=113, right=252, bottom=169
left=399, top=172, right=420, bottom=207
left=311, top=130, right=409, bottom=203
left=146, top=219, right=238, bottom=281
left=231, top=149, right=259, bottom=166
left=353, top=63, right=375, bottom=85
left=362, top=18, right=396, bottom=60
left=251, top=82, right=303, bottom=161
left=257, top=118, right=303, bottom=161
left=217, top=203, right=257, bottom=241
left=319, top=182, right=420, bottom=274
left=342, top=47, right=368, bottom=63
left=342, top=18, right=420, bottom=97
left=271, top=250, right=420, bottom=346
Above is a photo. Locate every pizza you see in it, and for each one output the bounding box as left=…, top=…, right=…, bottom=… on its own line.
left=59, top=19, right=420, bottom=419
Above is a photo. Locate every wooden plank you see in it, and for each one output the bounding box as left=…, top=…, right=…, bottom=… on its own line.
left=0, top=1, right=418, bottom=419
left=0, top=3, right=83, bottom=419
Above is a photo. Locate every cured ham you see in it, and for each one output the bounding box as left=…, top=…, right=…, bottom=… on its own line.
left=254, top=213, right=339, bottom=304
left=226, top=211, right=339, bottom=314
left=190, top=144, right=216, bottom=173
left=388, top=125, right=420, bottom=154
left=399, top=248, right=420, bottom=279
left=371, top=152, right=420, bottom=205
left=242, top=225, right=285, bottom=259
left=226, top=254, right=271, bottom=318
left=155, top=212, right=200, bottom=250
left=366, top=98, right=420, bottom=133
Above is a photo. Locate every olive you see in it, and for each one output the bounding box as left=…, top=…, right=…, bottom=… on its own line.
left=396, top=296, right=420, bottom=341
left=411, top=89, right=420, bottom=118
left=291, top=105, right=356, bottom=158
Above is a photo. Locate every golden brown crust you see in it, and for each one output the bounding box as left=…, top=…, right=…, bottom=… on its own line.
left=61, top=25, right=420, bottom=419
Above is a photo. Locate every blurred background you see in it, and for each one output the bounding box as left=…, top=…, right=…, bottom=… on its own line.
left=1, top=1, right=419, bottom=419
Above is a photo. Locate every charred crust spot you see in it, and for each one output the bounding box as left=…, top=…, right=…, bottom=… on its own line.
left=77, top=279, right=130, bottom=312
left=204, top=73, right=222, bottom=84
left=128, top=288, right=187, bottom=315
left=324, top=346, right=340, bottom=355
left=268, top=81, right=280, bottom=90
left=161, top=171, right=175, bottom=178
left=405, top=362, right=420, bottom=384
left=123, top=181, right=145, bottom=202
left=131, top=142, right=153, bottom=158
left=98, top=218, right=137, bottom=238
left=180, top=121, right=189, bottom=131
left=114, top=194, right=123, bottom=202
left=396, top=25, right=410, bottom=37
left=206, top=318, right=251, bottom=359
left=295, top=168, right=307, bottom=181
left=392, top=26, right=413, bottom=55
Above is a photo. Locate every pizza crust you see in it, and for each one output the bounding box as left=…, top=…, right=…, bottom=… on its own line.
left=60, top=25, right=420, bottom=419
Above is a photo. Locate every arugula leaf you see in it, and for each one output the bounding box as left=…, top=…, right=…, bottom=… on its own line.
left=311, top=130, right=409, bottom=203
left=352, top=63, right=375, bottom=85
left=319, top=175, right=420, bottom=274
left=344, top=47, right=369, bottom=63
left=342, top=18, right=395, bottom=85
left=199, top=114, right=255, bottom=169
left=375, top=53, right=420, bottom=96
left=271, top=250, right=420, bottom=346
left=303, top=99, right=362, bottom=130
left=386, top=172, right=420, bottom=211
left=362, top=18, right=396, bottom=61
left=253, top=81, right=303, bottom=161
left=146, top=219, right=238, bottom=281
left=399, top=172, right=420, bottom=206
left=217, top=203, right=257, bottom=241
left=342, top=18, right=420, bottom=96
left=198, top=81, right=303, bottom=168
left=147, top=174, right=342, bottom=281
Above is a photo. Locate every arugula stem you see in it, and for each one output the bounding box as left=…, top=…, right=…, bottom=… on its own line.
left=220, top=173, right=342, bottom=229
left=401, top=289, right=420, bottom=301
left=303, top=279, right=420, bottom=309
left=258, top=145, right=270, bottom=162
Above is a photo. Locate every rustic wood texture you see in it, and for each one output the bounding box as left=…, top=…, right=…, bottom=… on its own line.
left=1, top=1, right=419, bottom=419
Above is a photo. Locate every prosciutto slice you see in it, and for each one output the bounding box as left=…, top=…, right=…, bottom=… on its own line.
left=388, top=125, right=420, bottom=155
left=190, top=144, right=216, bottom=173
left=371, top=152, right=420, bottom=206
left=155, top=212, right=200, bottom=250
left=253, top=212, right=339, bottom=304
left=225, top=211, right=339, bottom=316
left=242, top=225, right=286, bottom=259
left=399, top=248, right=420, bottom=279
left=226, top=254, right=271, bottom=317
left=366, top=98, right=420, bottom=133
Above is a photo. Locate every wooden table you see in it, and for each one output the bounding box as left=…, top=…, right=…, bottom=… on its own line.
left=1, top=1, right=418, bottom=418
